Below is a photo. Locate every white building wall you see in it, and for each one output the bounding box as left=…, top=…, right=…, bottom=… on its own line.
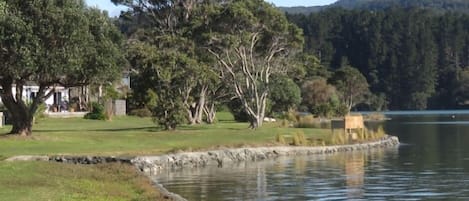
left=0, top=85, right=69, bottom=112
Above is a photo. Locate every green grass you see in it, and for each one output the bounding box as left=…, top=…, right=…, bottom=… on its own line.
left=0, top=113, right=331, bottom=201
left=0, top=114, right=330, bottom=157
left=0, top=162, right=162, bottom=201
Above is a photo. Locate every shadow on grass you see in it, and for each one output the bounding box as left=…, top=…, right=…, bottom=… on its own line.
left=33, top=126, right=159, bottom=133
left=32, top=125, right=234, bottom=133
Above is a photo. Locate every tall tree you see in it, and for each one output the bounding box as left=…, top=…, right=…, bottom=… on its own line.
left=0, top=0, right=123, bottom=136
left=114, top=0, right=222, bottom=127
left=329, top=66, right=369, bottom=112
left=269, top=76, right=301, bottom=114
left=126, top=38, right=193, bottom=130
left=206, top=0, right=303, bottom=128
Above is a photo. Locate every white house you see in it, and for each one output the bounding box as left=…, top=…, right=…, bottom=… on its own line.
left=0, top=84, right=69, bottom=112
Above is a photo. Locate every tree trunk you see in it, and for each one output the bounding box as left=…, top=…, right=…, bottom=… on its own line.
left=187, top=103, right=198, bottom=125
left=10, top=113, right=33, bottom=136
left=195, top=86, right=207, bottom=124
left=204, top=103, right=217, bottom=124
left=248, top=115, right=263, bottom=129
left=185, top=86, right=207, bottom=125
left=0, top=81, right=34, bottom=136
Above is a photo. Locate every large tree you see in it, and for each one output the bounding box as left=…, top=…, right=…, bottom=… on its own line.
left=206, top=0, right=303, bottom=128
left=0, top=0, right=124, bottom=136
left=329, top=66, right=370, bottom=112
left=114, top=0, right=224, bottom=127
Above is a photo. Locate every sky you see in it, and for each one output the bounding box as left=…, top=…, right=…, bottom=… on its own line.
left=85, top=0, right=338, bottom=17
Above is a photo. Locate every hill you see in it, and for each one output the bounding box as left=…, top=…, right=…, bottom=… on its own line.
left=280, top=0, right=469, bottom=14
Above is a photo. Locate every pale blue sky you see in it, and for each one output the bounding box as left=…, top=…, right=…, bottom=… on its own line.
left=85, top=0, right=338, bottom=16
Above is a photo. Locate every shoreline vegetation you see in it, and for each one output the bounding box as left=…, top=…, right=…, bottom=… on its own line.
left=0, top=114, right=398, bottom=201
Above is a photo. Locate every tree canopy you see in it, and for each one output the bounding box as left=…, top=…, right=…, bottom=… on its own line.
left=0, top=0, right=124, bottom=135
left=205, top=0, right=303, bottom=128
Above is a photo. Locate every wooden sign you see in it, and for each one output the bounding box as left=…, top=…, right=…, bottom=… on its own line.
left=332, top=115, right=365, bottom=135
left=344, top=115, right=364, bottom=130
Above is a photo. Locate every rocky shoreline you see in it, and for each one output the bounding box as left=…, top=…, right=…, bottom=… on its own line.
left=131, top=135, right=399, bottom=201
left=132, top=135, right=399, bottom=176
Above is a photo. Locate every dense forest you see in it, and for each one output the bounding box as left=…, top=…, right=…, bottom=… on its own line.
left=281, top=0, right=469, bottom=14
left=287, top=7, right=469, bottom=110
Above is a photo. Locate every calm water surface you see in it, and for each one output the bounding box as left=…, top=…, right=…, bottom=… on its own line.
left=154, top=111, right=469, bottom=200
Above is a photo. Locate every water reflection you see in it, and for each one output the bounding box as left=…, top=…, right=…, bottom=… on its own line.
left=344, top=153, right=364, bottom=199
left=155, top=111, right=469, bottom=200
left=155, top=150, right=394, bottom=201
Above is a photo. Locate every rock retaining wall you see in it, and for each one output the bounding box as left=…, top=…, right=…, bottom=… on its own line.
left=6, top=155, right=132, bottom=164
left=132, top=135, right=400, bottom=176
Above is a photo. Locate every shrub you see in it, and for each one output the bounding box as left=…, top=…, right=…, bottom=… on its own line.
left=227, top=99, right=250, bottom=122
left=285, top=109, right=299, bottom=123
left=34, top=103, right=47, bottom=120
left=277, top=119, right=291, bottom=128
left=330, top=130, right=346, bottom=145
left=335, top=104, right=349, bottom=117
left=292, top=133, right=301, bottom=146
left=275, top=109, right=298, bottom=128
left=292, top=131, right=308, bottom=146
left=84, top=102, right=106, bottom=120
left=296, top=115, right=320, bottom=128
left=375, top=125, right=386, bottom=138
left=276, top=134, right=286, bottom=145
left=129, top=108, right=152, bottom=118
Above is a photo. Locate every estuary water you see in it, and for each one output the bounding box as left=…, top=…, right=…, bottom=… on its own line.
left=154, top=111, right=469, bottom=200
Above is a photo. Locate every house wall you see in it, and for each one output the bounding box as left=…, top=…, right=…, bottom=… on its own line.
left=0, top=85, right=69, bottom=112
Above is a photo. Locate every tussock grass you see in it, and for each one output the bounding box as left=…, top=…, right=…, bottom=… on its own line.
left=276, top=133, right=286, bottom=145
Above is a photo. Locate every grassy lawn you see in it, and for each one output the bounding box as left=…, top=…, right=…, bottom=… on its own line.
left=0, top=113, right=331, bottom=200
left=0, top=114, right=330, bottom=157
left=0, top=162, right=163, bottom=201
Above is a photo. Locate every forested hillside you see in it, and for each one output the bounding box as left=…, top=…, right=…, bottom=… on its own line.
left=281, top=0, right=469, bottom=14
left=288, top=8, right=469, bottom=110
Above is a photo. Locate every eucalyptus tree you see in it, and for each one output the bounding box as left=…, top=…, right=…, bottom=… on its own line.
left=0, top=0, right=124, bottom=136
left=205, top=0, right=304, bottom=128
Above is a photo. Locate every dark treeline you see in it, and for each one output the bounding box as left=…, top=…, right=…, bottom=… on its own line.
left=281, top=0, right=469, bottom=14
left=332, top=0, right=469, bottom=13
left=288, top=7, right=469, bottom=110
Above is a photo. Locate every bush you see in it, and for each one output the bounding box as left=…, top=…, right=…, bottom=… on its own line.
left=330, top=130, right=346, bottom=145
left=276, top=119, right=291, bottom=128
left=296, top=115, right=320, bottom=128
left=227, top=99, right=250, bottom=122
left=375, top=125, right=386, bottom=138
left=292, top=131, right=308, bottom=146
left=84, top=102, right=106, bottom=120
left=275, top=110, right=298, bottom=128
left=34, top=103, right=47, bottom=120
left=276, top=134, right=286, bottom=144
left=129, top=108, right=152, bottom=118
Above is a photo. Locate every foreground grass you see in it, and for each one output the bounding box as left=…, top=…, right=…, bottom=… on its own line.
left=0, top=161, right=163, bottom=201
left=0, top=113, right=330, bottom=200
